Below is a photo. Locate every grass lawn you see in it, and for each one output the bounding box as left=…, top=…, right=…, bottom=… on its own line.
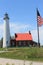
left=0, top=47, right=43, bottom=61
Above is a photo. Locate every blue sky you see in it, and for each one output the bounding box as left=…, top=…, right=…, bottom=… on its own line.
left=0, top=0, right=43, bottom=45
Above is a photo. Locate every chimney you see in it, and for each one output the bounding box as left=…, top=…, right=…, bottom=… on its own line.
left=15, top=33, right=17, bottom=38
left=29, top=31, right=31, bottom=35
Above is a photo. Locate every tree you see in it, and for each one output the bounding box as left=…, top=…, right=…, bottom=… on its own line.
left=0, top=37, right=3, bottom=47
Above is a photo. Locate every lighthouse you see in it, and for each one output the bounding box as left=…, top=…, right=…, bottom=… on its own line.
left=3, top=13, right=10, bottom=48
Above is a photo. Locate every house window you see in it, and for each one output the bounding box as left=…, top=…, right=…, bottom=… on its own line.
left=12, top=42, right=14, bottom=45
left=24, top=41, right=26, bottom=46
left=19, top=41, right=21, bottom=46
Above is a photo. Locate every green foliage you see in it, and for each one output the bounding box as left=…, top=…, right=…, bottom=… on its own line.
left=0, top=48, right=7, bottom=51
left=6, top=63, right=14, bottom=65
left=0, top=64, right=2, bottom=65
left=0, top=47, right=43, bottom=61
left=6, top=63, right=9, bottom=65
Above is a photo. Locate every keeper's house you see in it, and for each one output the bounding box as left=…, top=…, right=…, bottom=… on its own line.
left=10, top=31, right=37, bottom=47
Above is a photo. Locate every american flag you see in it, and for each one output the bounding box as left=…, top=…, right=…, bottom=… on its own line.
left=37, top=9, right=43, bottom=26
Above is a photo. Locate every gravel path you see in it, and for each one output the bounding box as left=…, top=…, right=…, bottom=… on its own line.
left=0, top=58, right=43, bottom=65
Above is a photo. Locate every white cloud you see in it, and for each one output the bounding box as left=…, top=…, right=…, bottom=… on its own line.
left=31, top=29, right=38, bottom=42
left=10, top=22, right=31, bottom=34
left=31, top=27, right=43, bottom=45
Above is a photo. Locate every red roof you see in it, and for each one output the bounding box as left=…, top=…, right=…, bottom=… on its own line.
left=15, top=33, right=32, bottom=41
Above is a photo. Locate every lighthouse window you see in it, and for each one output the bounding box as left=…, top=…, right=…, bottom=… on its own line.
left=6, top=41, right=8, bottom=44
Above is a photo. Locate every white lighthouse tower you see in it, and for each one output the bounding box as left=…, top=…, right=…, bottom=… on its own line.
left=3, top=13, right=10, bottom=48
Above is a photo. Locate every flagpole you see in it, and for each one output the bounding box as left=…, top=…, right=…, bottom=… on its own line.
left=37, top=20, right=40, bottom=47
left=37, top=9, right=40, bottom=47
